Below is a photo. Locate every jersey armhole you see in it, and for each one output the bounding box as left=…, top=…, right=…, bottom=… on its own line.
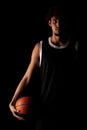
left=39, top=40, right=43, bottom=67
left=75, top=41, right=78, bottom=51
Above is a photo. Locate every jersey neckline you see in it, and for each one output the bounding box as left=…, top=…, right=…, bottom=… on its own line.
left=48, top=37, right=70, bottom=49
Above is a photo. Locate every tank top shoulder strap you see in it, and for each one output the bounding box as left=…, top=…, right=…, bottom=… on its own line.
left=39, top=37, right=49, bottom=67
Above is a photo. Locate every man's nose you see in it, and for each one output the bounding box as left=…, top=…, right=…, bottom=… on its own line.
left=56, top=21, right=59, bottom=27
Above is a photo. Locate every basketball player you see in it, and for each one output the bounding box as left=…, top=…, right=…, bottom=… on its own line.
left=9, top=5, right=78, bottom=129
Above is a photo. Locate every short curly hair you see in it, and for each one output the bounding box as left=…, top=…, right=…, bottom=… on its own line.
left=45, top=5, right=68, bottom=25
left=46, top=5, right=63, bottom=21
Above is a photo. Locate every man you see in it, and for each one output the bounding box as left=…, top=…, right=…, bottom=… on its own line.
left=9, top=5, right=78, bottom=129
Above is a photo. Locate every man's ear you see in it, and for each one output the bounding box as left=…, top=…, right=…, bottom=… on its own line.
left=48, top=20, right=51, bottom=27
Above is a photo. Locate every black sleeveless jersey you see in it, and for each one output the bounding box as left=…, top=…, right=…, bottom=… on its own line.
left=39, top=37, right=78, bottom=114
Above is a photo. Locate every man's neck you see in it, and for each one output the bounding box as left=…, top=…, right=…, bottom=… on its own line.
left=51, top=35, right=64, bottom=47
left=51, top=35, right=60, bottom=42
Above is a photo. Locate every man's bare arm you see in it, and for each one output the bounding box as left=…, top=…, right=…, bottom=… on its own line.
left=11, top=42, right=40, bottom=103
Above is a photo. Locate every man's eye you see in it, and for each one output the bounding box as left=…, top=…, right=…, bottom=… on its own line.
left=53, top=20, right=56, bottom=23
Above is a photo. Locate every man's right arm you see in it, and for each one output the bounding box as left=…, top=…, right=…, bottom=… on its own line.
left=9, top=42, right=40, bottom=120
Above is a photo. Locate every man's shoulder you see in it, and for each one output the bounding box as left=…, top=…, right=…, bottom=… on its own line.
left=69, top=36, right=79, bottom=51
left=39, top=37, right=50, bottom=45
left=36, top=37, right=48, bottom=45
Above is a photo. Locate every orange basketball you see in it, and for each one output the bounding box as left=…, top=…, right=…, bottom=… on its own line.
left=15, top=96, right=32, bottom=115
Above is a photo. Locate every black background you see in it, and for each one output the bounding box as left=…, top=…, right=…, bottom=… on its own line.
left=1, top=0, right=80, bottom=129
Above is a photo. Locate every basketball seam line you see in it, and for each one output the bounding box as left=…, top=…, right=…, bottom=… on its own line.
left=15, top=104, right=31, bottom=107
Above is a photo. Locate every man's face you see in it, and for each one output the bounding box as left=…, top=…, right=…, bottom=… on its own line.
left=48, top=16, right=60, bottom=36
left=48, top=16, right=67, bottom=36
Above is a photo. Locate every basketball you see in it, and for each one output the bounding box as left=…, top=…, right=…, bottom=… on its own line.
left=15, top=96, right=32, bottom=115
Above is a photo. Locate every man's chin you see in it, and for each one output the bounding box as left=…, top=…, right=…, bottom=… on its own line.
left=54, top=33, right=60, bottom=36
